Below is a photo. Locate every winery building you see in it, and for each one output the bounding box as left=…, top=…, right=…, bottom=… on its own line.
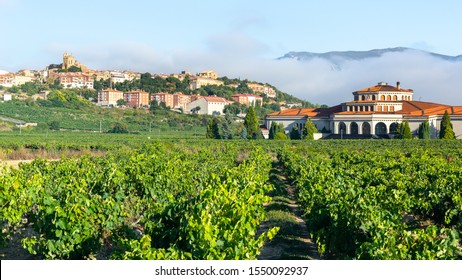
left=265, top=82, right=462, bottom=139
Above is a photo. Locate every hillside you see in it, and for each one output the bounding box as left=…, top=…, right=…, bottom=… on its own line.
left=0, top=71, right=318, bottom=134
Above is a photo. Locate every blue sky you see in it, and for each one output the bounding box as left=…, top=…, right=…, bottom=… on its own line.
left=1, top=0, right=461, bottom=104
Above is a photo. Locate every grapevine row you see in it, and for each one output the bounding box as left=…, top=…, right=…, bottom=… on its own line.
left=279, top=144, right=461, bottom=259
left=1, top=142, right=278, bottom=259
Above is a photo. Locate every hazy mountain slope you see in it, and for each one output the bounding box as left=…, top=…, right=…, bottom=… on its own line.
left=279, top=47, right=461, bottom=67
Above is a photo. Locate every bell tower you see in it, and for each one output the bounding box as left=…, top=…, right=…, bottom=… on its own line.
left=62, top=52, right=75, bottom=70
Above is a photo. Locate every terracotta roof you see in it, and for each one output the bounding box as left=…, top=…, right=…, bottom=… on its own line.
left=355, top=83, right=413, bottom=93
left=266, top=105, right=342, bottom=118
left=266, top=101, right=462, bottom=118
left=397, top=101, right=462, bottom=116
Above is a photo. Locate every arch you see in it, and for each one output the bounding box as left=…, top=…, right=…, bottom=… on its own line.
left=377, top=105, right=382, bottom=111
left=338, top=122, right=347, bottom=134
left=387, top=95, right=391, bottom=101
left=362, top=122, right=371, bottom=135
left=393, top=95, right=397, bottom=101
left=380, top=95, right=385, bottom=101
left=350, top=122, right=359, bottom=135
left=372, top=95, right=376, bottom=101
left=389, top=122, right=399, bottom=134
left=375, top=122, right=387, bottom=135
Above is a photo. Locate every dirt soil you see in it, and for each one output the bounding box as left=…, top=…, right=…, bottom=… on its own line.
left=257, top=163, right=320, bottom=260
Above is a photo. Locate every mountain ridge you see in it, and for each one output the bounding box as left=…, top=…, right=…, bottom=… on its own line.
left=278, top=47, right=462, bottom=63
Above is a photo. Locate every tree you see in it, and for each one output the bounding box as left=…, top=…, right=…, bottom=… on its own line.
left=224, top=102, right=246, bottom=115
left=302, top=119, right=318, bottom=140
left=68, top=66, right=82, bottom=72
left=221, top=112, right=233, bottom=139
left=439, top=110, right=455, bottom=139
left=206, top=118, right=220, bottom=139
left=274, top=132, right=288, bottom=140
left=191, top=106, right=201, bottom=114
left=108, top=122, right=128, bottom=134
left=397, top=120, right=412, bottom=139
left=244, top=106, right=259, bottom=139
left=240, top=127, right=248, bottom=139
left=7, top=86, right=19, bottom=93
left=48, top=121, right=60, bottom=131
left=290, top=125, right=301, bottom=140
left=116, top=99, right=126, bottom=107
left=418, top=120, right=431, bottom=139
left=268, top=122, right=277, bottom=139
left=269, top=122, right=285, bottom=139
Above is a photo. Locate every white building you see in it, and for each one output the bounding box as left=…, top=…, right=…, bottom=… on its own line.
left=265, top=82, right=462, bottom=139
left=0, top=71, right=34, bottom=87
left=3, top=93, right=12, bottom=101
left=186, top=96, right=228, bottom=115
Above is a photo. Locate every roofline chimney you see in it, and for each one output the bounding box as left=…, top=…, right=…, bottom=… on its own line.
left=397, top=81, right=401, bottom=89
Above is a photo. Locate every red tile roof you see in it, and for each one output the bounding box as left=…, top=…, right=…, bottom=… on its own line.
left=266, top=105, right=343, bottom=117
left=266, top=101, right=462, bottom=118
left=397, top=101, right=462, bottom=116
left=355, top=83, right=413, bottom=93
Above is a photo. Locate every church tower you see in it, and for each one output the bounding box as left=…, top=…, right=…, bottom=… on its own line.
left=62, top=52, right=76, bottom=70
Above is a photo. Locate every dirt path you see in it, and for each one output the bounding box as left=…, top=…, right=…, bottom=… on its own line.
left=257, top=161, right=320, bottom=260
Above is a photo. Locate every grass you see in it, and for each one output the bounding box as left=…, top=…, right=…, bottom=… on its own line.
left=0, top=100, right=208, bottom=132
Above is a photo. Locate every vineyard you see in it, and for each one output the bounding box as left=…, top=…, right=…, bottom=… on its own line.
left=1, top=142, right=278, bottom=259
left=279, top=141, right=462, bottom=259
left=1, top=139, right=461, bottom=260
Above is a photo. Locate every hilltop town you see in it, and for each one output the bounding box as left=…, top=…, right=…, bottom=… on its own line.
left=0, top=53, right=307, bottom=116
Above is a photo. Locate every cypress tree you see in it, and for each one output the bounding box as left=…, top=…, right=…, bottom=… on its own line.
left=240, top=127, right=248, bottom=139
left=269, top=122, right=277, bottom=139
left=206, top=120, right=214, bottom=139
left=290, top=125, right=301, bottom=140
left=206, top=118, right=221, bottom=139
left=269, top=122, right=285, bottom=140
left=244, top=106, right=259, bottom=139
left=221, top=112, right=233, bottom=139
left=402, top=120, right=412, bottom=139
left=302, top=119, right=318, bottom=140
left=439, top=110, right=455, bottom=139
left=212, top=118, right=220, bottom=139
left=418, top=120, right=431, bottom=139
